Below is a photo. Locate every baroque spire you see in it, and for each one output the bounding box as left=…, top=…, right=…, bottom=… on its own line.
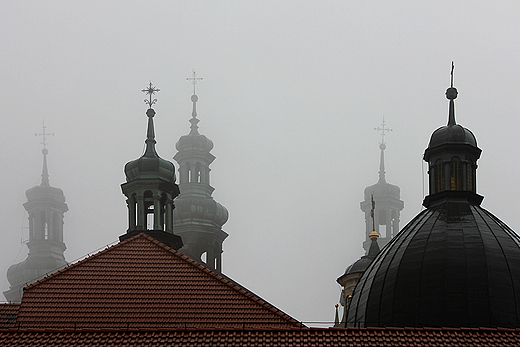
left=446, top=61, right=458, bottom=126
left=374, top=117, right=392, bottom=184
left=186, top=69, right=203, bottom=135
left=141, top=82, right=160, bottom=158
left=35, top=121, right=54, bottom=187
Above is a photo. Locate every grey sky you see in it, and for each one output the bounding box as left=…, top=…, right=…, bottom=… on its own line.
left=1, top=1, right=520, bottom=326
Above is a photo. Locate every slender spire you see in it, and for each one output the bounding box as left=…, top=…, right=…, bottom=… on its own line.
left=141, top=82, right=160, bottom=157
left=446, top=62, right=458, bottom=126
left=378, top=143, right=386, bottom=183
left=186, top=70, right=203, bottom=135
left=35, top=121, right=53, bottom=187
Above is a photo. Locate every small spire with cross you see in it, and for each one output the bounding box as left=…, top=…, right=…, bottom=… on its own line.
left=374, top=116, right=392, bottom=144
left=35, top=120, right=54, bottom=149
left=142, top=81, right=160, bottom=109
left=186, top=69, right=203, bottom=95
left=35, top=120, right=53, bottom=186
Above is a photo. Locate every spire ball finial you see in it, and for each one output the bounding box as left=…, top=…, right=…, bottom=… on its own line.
left=142, top=81, right=160, bottom=109
left=446, top=62, right=458, bottom=100
left=369, top=231, right=379, bottom=240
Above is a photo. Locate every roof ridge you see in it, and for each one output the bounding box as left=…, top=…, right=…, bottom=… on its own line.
left=21, top=234, right=142, bottom=292
left=136, top=233, right=302, bottom=326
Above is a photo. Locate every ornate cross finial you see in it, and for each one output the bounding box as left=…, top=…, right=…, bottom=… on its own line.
left=142, top=81, right=160, bottom=108
left=374, top=116, right=392, bottom=144
left=451, top=61, right=454, bottom=87
left=35, top=120, right=54, bottom=148
left=186, top=69, right=203, bottom=95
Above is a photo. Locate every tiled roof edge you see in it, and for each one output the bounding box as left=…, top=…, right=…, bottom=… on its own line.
left=137, top=233, right=302, bottom=327
left=3, top=327, right=520, bottom=333
left=22, top=234, right=143, bottom=292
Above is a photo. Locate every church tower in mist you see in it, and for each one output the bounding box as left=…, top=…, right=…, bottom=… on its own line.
left=360, top=120, right=404, bottom=252
left=335, top=119, right=403, bottom=325
left=120, top=82, right=183, bottom=250
left=4, top=125, right=68, bottom=302
left=173, top=72, right=228, bottom=273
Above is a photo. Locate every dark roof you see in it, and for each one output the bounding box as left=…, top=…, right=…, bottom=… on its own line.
left=1, top=327, right=520, bottom=346
left=348, top=200, right=520, bottom=328
left=15, top=233, right=300, bottom=329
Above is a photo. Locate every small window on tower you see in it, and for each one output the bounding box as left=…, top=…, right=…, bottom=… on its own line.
left=450, top=157, right=462, bottom=190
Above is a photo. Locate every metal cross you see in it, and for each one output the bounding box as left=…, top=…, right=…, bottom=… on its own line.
left=35, top=120, right=54, bottom=148
left=186, top=69, right=203, bottom=95
left=374, top=117, right=392, bottom=144
left=142, top=81, right=160, bottom=108
left=450, top=61, right=455, bottom=88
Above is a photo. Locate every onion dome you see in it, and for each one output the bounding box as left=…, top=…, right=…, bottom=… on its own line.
left=175, top=95, right=214, bottom=153
left=427, top=87, right=478, bottom=149
left=25, top=148, right=66, bottom=205
left=347, top=70, right=520, bottom=329
left=340, top=232, right=381, bottom=279
left=173, top=196, right=229, bottom=228
left=124, top=108, right=176, bottom=183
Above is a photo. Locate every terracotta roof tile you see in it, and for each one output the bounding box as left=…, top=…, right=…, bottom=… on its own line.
left=1, top=327, right=520, bottom=346
left=16, top=233, right=300, bottom=329
left=0, top=304, right=19, bottom=329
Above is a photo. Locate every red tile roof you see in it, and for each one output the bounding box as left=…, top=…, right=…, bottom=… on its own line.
left=1, top=327, right=519, bottom=346
left=15, top=233, right=300, bottom=329
left=0, top=304, right=19, bottom=329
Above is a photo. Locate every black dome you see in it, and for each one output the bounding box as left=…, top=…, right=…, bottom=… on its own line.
left=347, top=200, right=520, bottom=328
left=428, top=124, right=478, bottom=149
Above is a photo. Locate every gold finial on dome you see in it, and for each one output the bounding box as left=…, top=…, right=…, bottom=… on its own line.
left=369, top=231, right=379, bottom=240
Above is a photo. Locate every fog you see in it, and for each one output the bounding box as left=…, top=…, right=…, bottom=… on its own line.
left=2, top=1, right=520, bottom=326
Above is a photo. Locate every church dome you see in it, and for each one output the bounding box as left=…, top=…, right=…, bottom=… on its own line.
left=347, top=201, right=520, bottom=328
left=347, top=72, right=520, bottom=329
left=176, top=133, right=214, bottom=153
left=124, top=152, right=175, bottom=182
left=428, top=124, right=477, bottom=149
left=173, top=196, right=229, bottom=228
left=426, top=87, right=478, bottom=150
left=25, top=185, right=66, bottom=204
left=364, top=182, right=400, bottom=201
left=124, top=108, right=176, bottom=183
left=175, top=95, right=214, bottom=153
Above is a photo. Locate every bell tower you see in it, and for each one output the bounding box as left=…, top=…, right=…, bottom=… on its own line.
left=360, top=118, right=404, bottom=252
left=4, top=123, right=68, bottom=302
left=173, top=71, right=228, bottom=272
left=120, top=82, right=183, bottom=250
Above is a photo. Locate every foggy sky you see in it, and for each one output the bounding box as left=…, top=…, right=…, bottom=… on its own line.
left=2, top=1, right=520, bottom=326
